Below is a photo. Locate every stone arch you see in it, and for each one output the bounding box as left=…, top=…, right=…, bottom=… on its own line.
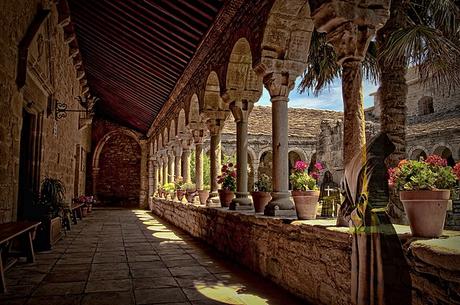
left=247, top=146, right=257, bottom=165
left=162, top=127, right=169, bottom=147
left=92, top=129, right=140, bottom=169
left=92, top=129, right=141, bottom=207
left=258, top=146, right=272, bottom=163
left=256, top=0, right=313, bottom=76
left=288, top=147, right=307, bottom=162
left=432, top=144, right=455, bottom=166
left=177, top=108, right=186, bottom=135
left=258, top=150, right=273, bottom=179
left=169, top=119, right=176, bottom=142
left=204, top=71, right=224, bottom=111
left=225, top=37, right=262, bottom=103
left=408, top=145, right=428, bottom=161
left=188, top=93, right=201, bottom=123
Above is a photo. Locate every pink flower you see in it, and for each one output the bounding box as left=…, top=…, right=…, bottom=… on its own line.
left=310, top=172, right=319, bottom=180
left=231, top=171, right=236, bottom=178
left=387, top=167, right=398, bottom=186
left=454, top=162, right=460, bottom=180
left=425, top=155, right=447, bottom=167
left=314, top=162, right=323, bottom=171
left=294, top=160, right=308, bottom=172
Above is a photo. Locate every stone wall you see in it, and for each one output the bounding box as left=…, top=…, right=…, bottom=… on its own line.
left=97, top=133, right=141, bottom=207
left=0, top=1, right=91, bottom=223
left=152, top=199, right=460, bottom=305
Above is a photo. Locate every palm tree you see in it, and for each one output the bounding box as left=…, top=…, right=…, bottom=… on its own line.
left=301, top=0, right=460, bottom=223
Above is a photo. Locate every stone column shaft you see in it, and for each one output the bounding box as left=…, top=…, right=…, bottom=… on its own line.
left=148, top=160, right=154, bottom=205
left=163, top=158, right=168, bottom=185
left=195, top=143, right=204, bottom=190
left=92, top=168, right=99, bottom=200
left=174, top=155, right=181, bottom=180
left=209, top=132, right=221, bottom=202
left=168, top=153, right=174, bottom=183
left=153, top=162, right=158, bottom=195
left=181, top=149, right=191, bottom=183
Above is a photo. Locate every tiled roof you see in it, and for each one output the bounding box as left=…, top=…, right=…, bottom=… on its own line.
left=222, top=106, right=343, bottom=138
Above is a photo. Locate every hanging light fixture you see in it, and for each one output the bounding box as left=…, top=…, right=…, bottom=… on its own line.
left=54, top=96, right=98, bottom=120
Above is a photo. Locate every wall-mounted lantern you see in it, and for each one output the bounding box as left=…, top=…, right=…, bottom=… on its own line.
left=54, top=96, right=98, bottom=120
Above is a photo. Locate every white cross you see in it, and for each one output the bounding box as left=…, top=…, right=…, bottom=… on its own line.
left=325, top=185, right=334, bottom=196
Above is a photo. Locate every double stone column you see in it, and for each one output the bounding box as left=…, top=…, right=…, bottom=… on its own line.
left=192, top=127, right=205, bottom=190
left=229, top=100, right=253, bottom=210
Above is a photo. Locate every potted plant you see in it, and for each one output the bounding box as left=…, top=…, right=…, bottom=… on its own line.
left=290, top=161, right=320, bottom=220
left=163, top=183, right=175, bottom=200
left=184, top=182, right=197, bottom=203
left=30, top=178, right=66, bottom=250
left=388, top=155, right=457, bottom=238
left=251, top=174, right=272, bottom=213
left=157, top=186, right=164, bottom=198
left=217, top=163, right=236, bottom=207
left=174, top=176, right=186, bottom=202
left=198, top=185, right=210, bottom=205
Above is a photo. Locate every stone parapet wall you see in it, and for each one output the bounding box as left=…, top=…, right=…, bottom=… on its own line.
left=152, top=199, right=353, bottom=305
left=152, top=199, right=460, bottom=305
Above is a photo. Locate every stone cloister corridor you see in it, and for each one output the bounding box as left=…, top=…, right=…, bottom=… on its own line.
left=0, top=208, right=304, bottom=305
left=1, top=0, right=460, bottom=304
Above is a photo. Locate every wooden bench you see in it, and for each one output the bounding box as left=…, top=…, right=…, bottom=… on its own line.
left=0, top=221, right=41, bottom=293
left=70, top=202, right=85, bottom=224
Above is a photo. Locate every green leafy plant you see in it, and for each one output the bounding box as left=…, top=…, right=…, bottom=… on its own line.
left=202, top=184, right=211, bottom=191
left=174, top=176, right=185, bottom=190
left=184, top=182, right=196, bottom=192
left=254, top=174, right=272, bottom=192
left=290, top=161, right=318, bottom=191
left=37, top=177, right=66, bottom=218
left=217, top=163, right=236, bottom=192
left=163, top=183, right=175, bottom=193
left=388, top=155, right=457, bottom=191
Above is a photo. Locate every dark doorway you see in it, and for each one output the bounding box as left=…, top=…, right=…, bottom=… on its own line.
left=17, top=110, right=43, bottom=219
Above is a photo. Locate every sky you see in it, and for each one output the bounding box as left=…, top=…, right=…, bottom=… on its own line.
left=257, top=77, right=378, bottom=111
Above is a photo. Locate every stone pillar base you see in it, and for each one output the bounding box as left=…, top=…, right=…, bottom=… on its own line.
left=206, top=192, right=221, bottom=207
left=264, top=192, right=296, bottom=217
left=230, top=193, right=253, bottom=210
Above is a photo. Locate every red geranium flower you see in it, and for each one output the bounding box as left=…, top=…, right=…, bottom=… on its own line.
left=425, top=155, right=447, bottom=167
left=454, top=162, right=460, bottom=180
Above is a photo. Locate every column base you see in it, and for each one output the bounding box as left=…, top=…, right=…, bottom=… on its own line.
left=206, top=191, right=221, bottom=207
left=264, top=191, right=296, bottom=217
left=230, top=192, right=253, bottom=210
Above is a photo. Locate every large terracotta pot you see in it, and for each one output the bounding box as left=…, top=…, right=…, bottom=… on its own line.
left=292, top=190, right=320, bottom=220
left=198, top=190, right=209, bottom=205
left=176, top=190, right=186, bottom=202
left=251, top=191, right=271, bottom=213
left=218, top=189, right=234, bottom=207
left=400, top=190, right=450, bottom=238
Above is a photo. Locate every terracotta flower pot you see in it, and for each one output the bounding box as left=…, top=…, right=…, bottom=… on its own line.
left=198, top=190, right=209, bottom=205
left=218, top=189, right=234, bottom=207
left=186, top=191, right=196, bottom=203
left=82, top=206, right=88, bottom=217
left=251, top=191, right=271, bottom=213
left=400, top=190, right=450, bottom=238
left=87, top=204, right=92, bottom=213
left=176, top=190, right=185, bottom=202
left=292, top=190, right=319, bottom=220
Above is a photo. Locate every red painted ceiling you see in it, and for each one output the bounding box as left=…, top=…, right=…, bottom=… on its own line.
left=68, top=0, right=224, bottom=133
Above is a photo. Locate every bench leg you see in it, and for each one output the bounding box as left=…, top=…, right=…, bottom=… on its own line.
left=0, top=249, right=6, bottom=293
left=26, top=231, right=35, bottom=263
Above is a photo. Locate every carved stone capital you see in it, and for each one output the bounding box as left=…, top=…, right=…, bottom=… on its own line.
left=229, top=100, right=254, bottom=123
left=311, top=0, right=390, bottom=64
left=203, top=110, right=228, bottom=135
left=263, top=72, right=296, bottom=98
left=191, top=128, right=206, bottom=144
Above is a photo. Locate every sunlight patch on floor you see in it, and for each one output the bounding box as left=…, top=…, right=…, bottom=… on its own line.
left=194, top=282, right=270, bottom=305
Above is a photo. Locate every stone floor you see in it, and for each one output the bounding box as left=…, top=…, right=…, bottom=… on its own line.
left=1, top=208, right=306, bottom=305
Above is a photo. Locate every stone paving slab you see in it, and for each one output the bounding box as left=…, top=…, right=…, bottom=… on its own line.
left=1, top=208, right=306, bottom=305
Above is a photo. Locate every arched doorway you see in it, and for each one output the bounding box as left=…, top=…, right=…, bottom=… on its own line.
left=258, top=151, right=272, bottom=180
left=433, top=146, right=455, bottom=166
left=93, top=131, right=141, bottom=207
left=410, top=149, right=427, bottom=161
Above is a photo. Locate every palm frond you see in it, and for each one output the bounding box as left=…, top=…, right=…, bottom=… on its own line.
left=298, top=30, right=341, bottom=96
left=380, top=24, right=460, bottom=93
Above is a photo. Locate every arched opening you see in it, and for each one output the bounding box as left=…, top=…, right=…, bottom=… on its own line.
left=204, top=71, right=223, bottom=111
left=410, top=149, right=427, bottom=161
left=434, top=146, right=455, bottom=166
left=288, top=151, right=302, bottom=175
left=248, top=152, right=254, bottom=191
left=418, top=96, right=434, bottom=116
left=189, top=94, right=201, bottom=124
left=258, top=151, right=272, bottom=180
left=96, top=133, right=141, bottom=207
left=177, top=108, right=186, bottom=136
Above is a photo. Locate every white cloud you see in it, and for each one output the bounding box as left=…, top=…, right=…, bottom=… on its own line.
left=256, top=77, right=378, bottom=111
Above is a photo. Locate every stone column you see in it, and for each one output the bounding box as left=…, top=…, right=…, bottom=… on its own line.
left=181, top=148, right=191, bottom=183
left=252, top=160, right=260, bottom=187
left=229, top=101, right=254, bottom=210
left=162, top=155, right=168, bottom=185
left=92, top=167, right=99, bottom=200
left=167, top=150, right=174, bottom=183
left=192, top=128, right=205, bottom=190
left=153, top=160, right=159, bottom=195
left=173, top=144, right=182, bottom=180
left=206, top=115, right=226, bottom=205
left=139, top=140, right=148, bottom=209
left=148, top=158, right=154, bottom=207
left=262, top=73, right=297, bottom=216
